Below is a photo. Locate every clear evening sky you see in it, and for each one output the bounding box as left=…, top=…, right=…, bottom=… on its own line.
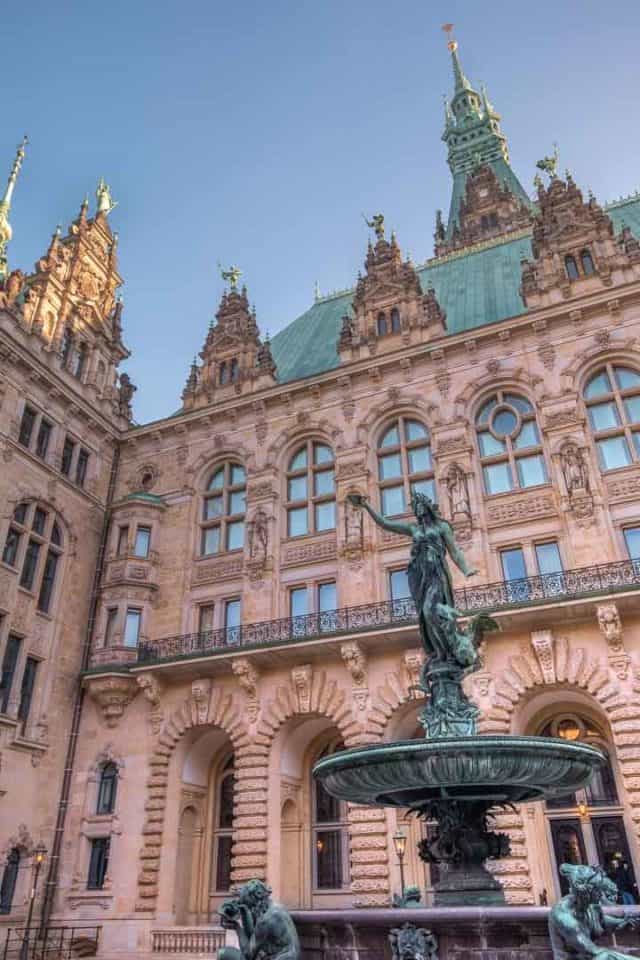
left=3, top=0, right=639, bottom=424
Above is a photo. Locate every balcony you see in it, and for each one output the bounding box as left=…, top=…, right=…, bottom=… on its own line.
left=135, top=559, right=640, bottom=667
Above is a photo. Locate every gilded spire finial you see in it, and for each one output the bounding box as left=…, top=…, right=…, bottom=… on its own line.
left=442, top=22, right=456, bottom=52
left=220, top=263, right=242, bottom=291
left=536, top=143, right=560, bottom=180
left=0, top=135, right=28, bottom=281
left=363, top=212, right=385, bottom=240
left=314, top=280, right=321, bottom=302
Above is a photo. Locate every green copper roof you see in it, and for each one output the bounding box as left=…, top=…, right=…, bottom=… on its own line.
left=270, top=195, right=640, bottom=386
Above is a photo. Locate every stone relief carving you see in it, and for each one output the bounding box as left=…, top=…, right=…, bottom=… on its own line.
left=596, top=604, right=623, bottom=655
left=341, top=641, right=368, bottom=711
left=191, top=678, right=212, bottom=724
left=559, top=440, right=594, bottom=520
left=530, top=630, right=556, bottom=685
left=85, top=675, right=139, bottom=728
left=445, top=462, right=471, bottom=519
left=231, top=658, right=260, bottom=723
left=291, top=665, right=313, bottom=714
left=403, top=648, right=425, bottom=698
left=136, top=673, right=164, bottom=733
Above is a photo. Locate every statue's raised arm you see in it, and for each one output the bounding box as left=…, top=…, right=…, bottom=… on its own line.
left=347, top=493, right=413, bottom=538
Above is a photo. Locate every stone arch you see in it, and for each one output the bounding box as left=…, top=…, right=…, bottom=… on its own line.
left=453, top=366, right=542, bottom=420
left=0, top=494, right=78, bottom=554
left=135, top=684, right=249, bottom=912
left=560, top=336, right=640, bottom=392
left=190, top=447, right=254, bottom=491
left=356, top=391, right=433, bottom=448
left=265, top=419, right=345, bottom=471
left=365, top=651, right=425, bottom=743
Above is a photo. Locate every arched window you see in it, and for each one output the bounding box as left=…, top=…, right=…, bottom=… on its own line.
left=581, top=249, right=595, bottom=276
left=219, top=362, right=228, bottom=385
left=539, top=713, right=636, bottom=900
left=312, top=743, right=349, bottom=890
left=285, top=442, right=335, bottom=537
left=230, top=358, right=239, bottom=382
left=583, top=364, right=640, bottom=470
left=0, top=848, right=20, bottom=914
left=2, top=502, right=64, bottom=613
left=71, top=342, right=87, bottom=379
left=565, top=255, right=579, bottom=281
left=390, top=308, right=401, bottom=334
left=377, top=418, right=434, bottom=517
left=96, top=762, right=118, bottom=815
left=377, top=312, right=388, bottom=337
left=200, top=462, right=246, bottom=555
left=476, top=392, right=546, bottom=495
left=212, top=756, right=234, bottom=892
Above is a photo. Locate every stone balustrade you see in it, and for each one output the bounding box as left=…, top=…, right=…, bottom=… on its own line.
left=151, top=927, right=226, bottom=954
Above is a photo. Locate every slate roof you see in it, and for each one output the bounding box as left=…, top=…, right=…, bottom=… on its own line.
left=270, top=195, right=640, bottom=385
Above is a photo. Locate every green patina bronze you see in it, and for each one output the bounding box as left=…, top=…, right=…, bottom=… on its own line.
left=315, top=494, right=606, bottom=906
left=549, top=864, right=639, bottom=960
left=218, top=879, right=300, bottom=960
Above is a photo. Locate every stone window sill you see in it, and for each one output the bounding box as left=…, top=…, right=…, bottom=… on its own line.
left=0, top=561, right=18, bottom=576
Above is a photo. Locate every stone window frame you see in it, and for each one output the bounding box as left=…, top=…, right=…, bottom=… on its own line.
left=489, top=534, right=569, bottom=586
left=474, top=389, right=548, bottom=496
left=16, top=399, right=56, bottom=466
left=284, top=439, right=336, bottom=539
left=0, top=825, right=36, bottom=919
left=209, top=753, right=235, bottom=894
left=581, top=362, right=640, bottom=473
left=283, top=576, right=338, bottom=632
left=376, top=416, right=435, bottom=518
left=1, top=500, right=65, bottom=615
left=310, top=737, right=350, bottom=894
left=59, top=431, right=93, bottom=489
left=199, top=460, right=247, bottom=557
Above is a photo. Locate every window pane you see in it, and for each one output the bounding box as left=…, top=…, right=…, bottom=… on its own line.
left=225, top=599, right=241, bottom=629
left=318, top=582, right=336, bottom=613
left=18, top=407, right=36, bottom=447
left=390, top=569, right=410, bottom=600
left=315, top=830, right=343, bottom=889
left=76, top=449, right=89, bottom=487
left=483, top=462, right=512, bottom=494
left=289, top=447, right=308, bottom=471
left=0, top=849, right=20, bottom=913
left=597, top=436, right=631, bottom=470
left=61, top=438, right=75, bottom=476
left=315, top=779, right=341, bottom=822
left=104, top=609, right=118, bottom=645
left=288, top=476, right=307, bottom=501
left=87, top=838, right=110, bottom=890
left=288, top=507, right=308, bottom=537
left=624, top=527, right=640, bottom=560
left=124, top=610, right=141, bottom=647
left=315, top=500, right=335, bottom=531
left=380, top=424, right=400, bottom=448
left=97, top=763, right=118, bottom=815
left=504, top=394, right=533, bottom=414
left=478, top=432, right=505, bottom=456
left=199, top=604, right=215, bottom=633
left=536, top=542, right=563, bottom=575
left=208, top=468, right=224, bottom=490
left=51, top=522, right=61, bottom=546
left=290, top=587, right=308, bottom=618
left=204, top=495, right=224, bottom=520
left=584, top=370, right=612, bottom=398
left=411, top=479, right=436, bottom=502
left=0, top=636, right=22, bottom=714
left=134, top=527, right=151, bottom=558
left=378, top=453, right=402, bottom=480
left=226, top=521, right=244, bottom=550
left=382, top=485, right=405, bottom=516
left=32, top=507, right=47, bottom=536
left=37, top=550, right=59, bottom=613
left=314, top=444, right=333, bottom=465
left=408, top=446, right=432, bottom=474
left=476, top=397, right=498, bottom=425
left=202, top=525, right=221, bottom=555
left=117, top=526, right=129, bottom=555
left=614, top=366, right=640, bottom=390
left=314, top=469, right=334, bottom=496
left=513, top=421, right=539, bottom=449
left=20, top=540, right=41, bottom=590
left=36, top=420, right=52, bottom=459
left=501, top=548, right=527, bottom=581
left=2, top=528, right=21, bottom=567
left=13, top=503, right=28, bottom=525
left=517, top=454, right=547, bottom=487
left=405, top=420, right=428, bottom=442
left=624, top=396, right=640, bottom=423
left=588, top=401, right=620, bottom=431
left=493, top=409, right=518, bottom=437
left=219, top=772, right=235, bottom=828
left=215, top=835, right=233, bottom=891
left=18, top=658, right=38, bottom=725
left=230, top=464, right=245, bottom=485
left=228, top=490, right=246, bottom=514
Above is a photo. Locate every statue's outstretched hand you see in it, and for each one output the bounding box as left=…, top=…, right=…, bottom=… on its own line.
left=347, top=493, right=367, bottom=508
left=465, top=568, right=479, bottom=577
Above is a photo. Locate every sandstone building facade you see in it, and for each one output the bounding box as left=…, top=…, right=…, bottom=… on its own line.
left=2, top=37, right=640, bottom=957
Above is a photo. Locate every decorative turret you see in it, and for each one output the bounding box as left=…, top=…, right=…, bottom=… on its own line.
left=338, top=214, right=446, bottom=361
left=182, top=267, right=277, bottom=411
left=437, top=28, right=533, bottom=254
left=0, top=136, right=28, bottom=283
left=520, top=170, right=640, bottom=308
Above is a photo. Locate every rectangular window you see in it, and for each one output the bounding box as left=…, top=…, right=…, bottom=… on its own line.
left=0, top=635, right=21, bottom=714
left=201, top=526, right=220, bottom=555
left=133, top=526, right=151, bottom=558
left=61, top=437, right=76, bottom=476
left=18, top=657, right=38, bottom=726
left=535, top=542, right=563, bottom=575
left=20, top=540, right=41, bottom=591
left=378, top=453, right=402, bottom=480
left=315, top=829, right=343, bottom=889
left=198, top=604, right=215, bottom=634
left=287, top=506, right=308, bottom=537
left=76, top=448, right=90, bottom=488
left=315, top=501, right=335, bottom=532
left=290, top=587, right=308, bottom=619
left=123, top=608, right=142, bottom=648
left=226, top=520, right=244, bottom=551
left=215, top=835, right=233, bottom=892
left=500, top=547, right=529, bottom=603
left=35, top=419, right=52, bottom=460
left=389, top=569, right=410, bottom=600
left=588, top=401, right=620, bottom=431
left=18, top=406, right=36, bottom=448
left=287, top=476, right=307, bottom=501
left=2, top=527, right=21, bottom=567
left=87, top=838, right=110, bottom=890
left=104, top=608, right=118, bottom=646
left=516, top=453, right=547, bottom=488
left=224, top=599, right=241, bottom=644
left=32, top=507, right=47, bottom=536
left=624, top=527, right=640, bottom=561
left=318, top=581, right=337, bottom=634
left=37, top=550, right=59, bottom=613
left=597, top=436, right=631, bottom=471
left=116, top=526, right=129, bottom=556
left=381, top=485, right=405, bottom=517
left=484, top=461, right=513, bottom=494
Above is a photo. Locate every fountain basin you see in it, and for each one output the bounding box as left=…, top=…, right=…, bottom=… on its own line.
left=313, top=735, right=605, bottom=809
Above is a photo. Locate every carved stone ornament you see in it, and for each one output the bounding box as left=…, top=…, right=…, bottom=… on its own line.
left=191, top=678, right=212, bottom=724
left=389, top=923, right=439, bottom=960
left=85, top=674, right=139, bottom=727
left=3, top=823, right=34, bottom=859
left=231, top=657, right=260, bottom=722
left=404, top=648, right=425, bottom=698
left=596, top=604, right=624, bottom=654
left=291, top=664, right=313, bottom=714
left=136, top=673, right=164, bottom=732
left=530, top=629, right=556, bottom=686
left=341, top=641, right=367, bottom=686
left=559, top=441, right=593, bottom=520
left=445, top=462, right=471, bottom=519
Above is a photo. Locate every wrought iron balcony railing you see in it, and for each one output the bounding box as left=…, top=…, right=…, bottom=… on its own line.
left=136, top=558, right=640, bottom=665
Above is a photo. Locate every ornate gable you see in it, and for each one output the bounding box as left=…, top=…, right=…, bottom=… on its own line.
left=520, top=174, right=640, bottom=308
left=338, top=217, right=445, bottom=361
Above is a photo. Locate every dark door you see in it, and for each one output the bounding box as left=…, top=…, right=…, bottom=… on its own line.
left=592, top=816, right=638, bottom=904
left=550, top=818, right=587, bottom=894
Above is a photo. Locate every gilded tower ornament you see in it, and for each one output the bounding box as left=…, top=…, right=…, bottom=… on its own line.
left=95, top=177, right=118, bottom=216
left=363, top=212, right=385, bottom=240
left=0, top=135, right=28, bottom=280
left=220, top=264, right=242, bottom=291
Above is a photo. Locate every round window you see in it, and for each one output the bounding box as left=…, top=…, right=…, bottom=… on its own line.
left=489, top=405, right=520, bottom=439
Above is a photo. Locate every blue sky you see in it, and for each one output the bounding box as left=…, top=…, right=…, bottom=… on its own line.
left=3, top=0, right=640, bottom=424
